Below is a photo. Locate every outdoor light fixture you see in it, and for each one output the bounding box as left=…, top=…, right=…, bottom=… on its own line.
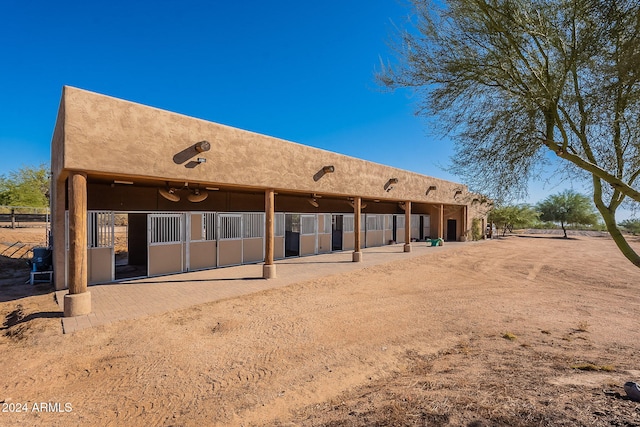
left=205, top=187, right=219, bottom=191
left=188, top=188, right=208, bottom=203
left=113, top=180, right=134, bottom=185
left=398, top=202, right=406, bottom=211
left=195, top=140, right=211, bottom=153
left=322, top=165, right=335, bottom=174
left=159, top=186, right=180, bottom=202
left=426, top=185, right=437, bottom=195
left=385, top=178, right=399, bottom=192
left=314, top=165, right=336, bottom=181
left=308, top=198, right=320, bottom=208
left=197, top=157, right=206, bottom=163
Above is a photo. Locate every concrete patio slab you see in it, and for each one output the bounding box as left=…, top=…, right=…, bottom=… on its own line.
left=56, top=241, right=470, bottom=333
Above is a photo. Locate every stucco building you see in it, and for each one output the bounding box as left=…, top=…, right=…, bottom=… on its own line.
left=51, top=86, right=489, bottom=317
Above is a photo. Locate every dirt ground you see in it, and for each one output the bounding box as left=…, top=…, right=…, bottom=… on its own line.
left=1, top=227, right=640, bottom=426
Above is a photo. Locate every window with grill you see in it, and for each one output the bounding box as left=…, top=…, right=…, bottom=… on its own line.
left=385, top=215, right=393, bottom=230
left=243, top=213, right=264, bottom=238
left=88, top=211, right=114, bottom=248
left=150, top=214, right=183, bottom=244
left=219, top=214, right=242, bottom=240
left=301, top=215, right=316, bottom=235
left=366, top=215, right=375, bottom=231
left=204, top=213, right=216, bottom=240
left=275, top=213, right=285, bottom=237
left=343, top=215, right=354, bottom=232
left=411, top=215, right=420, bottom=233
left=320, top=214, right=332, bottom=234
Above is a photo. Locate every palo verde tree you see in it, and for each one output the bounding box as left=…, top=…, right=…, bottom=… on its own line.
left=0, top=164, right=50, bottom=207
left=488, top=204, right=539, bottom=236
left=619, top=219, right=640, bottom=235
left=537, top=190, right=599, bottom=238
left=379, top=0, right=640, bottom=267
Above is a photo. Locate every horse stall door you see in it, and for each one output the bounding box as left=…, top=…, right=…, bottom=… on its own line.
left=342, top=214, right=355, bottom=251
left=87, top=211, right=115, bottom=284
left=148, top=213, right=186, bottom=276
left=317, top=213, right=332, bottom=253
left=188, top=212, right=217, bottom=271
left=274, top=213, right=285, bottom=260
left=299, top=214, right=317, bottom=256
left=217, top=213, right=243, bottom=267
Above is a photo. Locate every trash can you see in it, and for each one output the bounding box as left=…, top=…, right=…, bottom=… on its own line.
left=32, top=247, right=52, bottom=271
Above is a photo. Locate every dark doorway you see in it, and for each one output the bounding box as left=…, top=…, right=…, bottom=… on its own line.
left=285, top=214, right=300, bottom=257
left=115, top=213, right=148, bottom=280
left=446, top=219, right=457, bottom=242
left=392, top=215, right=397, bottom=243
left=332, top=215, right=343, bottom=251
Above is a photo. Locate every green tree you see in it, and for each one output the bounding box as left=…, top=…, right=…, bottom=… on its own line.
left=0, top=164, right=50, bottom=207
left=488, top=204, right=539, bottom=236
left=619, top=219, right=640, bottom=235
left=379, top=0, right=640, bottom=267
left=537, top=190, right=599, bottom=238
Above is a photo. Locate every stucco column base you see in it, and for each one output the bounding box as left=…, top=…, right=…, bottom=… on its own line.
left=263, top=264, right=277, bottom=279
left=352, top=251, right=363, bottom=262
left=404, top=243, right=412, bottom=253
left=64, top=291, right=91, bottom=317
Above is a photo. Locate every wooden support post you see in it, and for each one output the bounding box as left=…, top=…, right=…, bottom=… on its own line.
left=404, top=201, right=411, bottom=252
left=263, top=189, right=276, bottom=279
left=439, top=204, right=444, bottom=239
left=352, top=197, right=362, bottom=262
left=463, top=205, right=468, bottom=241
left=10, top=208, right=15, bottom=229
left=64, top=172, right=91, bottom=317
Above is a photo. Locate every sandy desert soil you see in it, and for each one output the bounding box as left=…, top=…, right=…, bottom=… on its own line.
left=1, top=228, right=640, bottom=426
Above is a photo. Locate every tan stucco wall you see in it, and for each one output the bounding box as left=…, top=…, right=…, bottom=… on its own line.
left=59, top=86, right=469, bottom=205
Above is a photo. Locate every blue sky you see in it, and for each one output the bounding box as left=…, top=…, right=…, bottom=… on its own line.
left=0, top=0, right=626, bottom=217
